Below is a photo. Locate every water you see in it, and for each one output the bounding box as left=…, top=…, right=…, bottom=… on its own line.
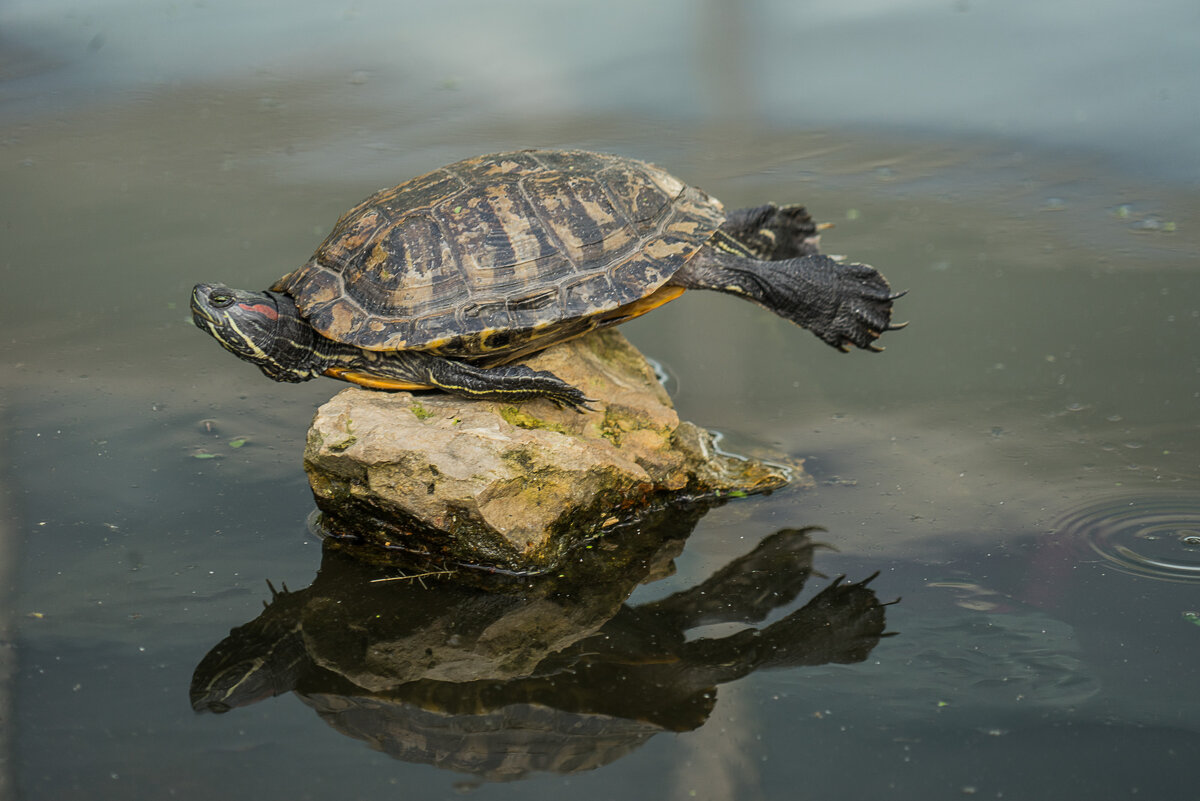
left=3, top=1, right=1199, bottom=799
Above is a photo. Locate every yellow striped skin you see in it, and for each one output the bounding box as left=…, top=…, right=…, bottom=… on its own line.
left=322, top=368, right=429, bottom=391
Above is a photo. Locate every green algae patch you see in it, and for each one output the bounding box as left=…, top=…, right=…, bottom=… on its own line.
left=409, top=400, right=435, bottom=420
left=499, top=406, right=571, bottom=435
left=319, top=416, right=358, bottom=453
left=600, top=404, right=672, bottom=448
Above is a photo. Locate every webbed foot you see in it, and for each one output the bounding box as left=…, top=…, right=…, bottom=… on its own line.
left=719, top=203, right=823, bottom=260
left=676, top=245, right=907, bottom=353
left=807, top=257, right=907, bottom=353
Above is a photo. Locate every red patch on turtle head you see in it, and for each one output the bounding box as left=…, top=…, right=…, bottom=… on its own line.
left=237, top=302, right=279, bottom=321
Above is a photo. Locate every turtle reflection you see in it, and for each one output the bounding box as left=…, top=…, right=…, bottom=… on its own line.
left=192, top=518, right=891, bottom=781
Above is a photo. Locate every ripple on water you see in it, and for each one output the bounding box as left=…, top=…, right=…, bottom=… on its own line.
left=1055, top=494, right=1200, bottom=583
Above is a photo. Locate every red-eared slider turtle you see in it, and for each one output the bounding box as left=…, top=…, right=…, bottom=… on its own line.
left=191, top=149, right=903, bottom=409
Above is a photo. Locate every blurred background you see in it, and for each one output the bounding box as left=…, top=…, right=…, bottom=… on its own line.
left=2, top=1, right=1198, bottom=799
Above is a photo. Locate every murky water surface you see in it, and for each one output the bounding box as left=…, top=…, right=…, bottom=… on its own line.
left=3, top=1, right=1199, bottom=799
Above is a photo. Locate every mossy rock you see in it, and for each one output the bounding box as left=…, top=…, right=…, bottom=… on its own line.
left=304, top=330, right=796, bottom=573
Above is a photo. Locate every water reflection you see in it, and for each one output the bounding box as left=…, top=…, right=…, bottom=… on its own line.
left=191, top=522, right=890, bottom=781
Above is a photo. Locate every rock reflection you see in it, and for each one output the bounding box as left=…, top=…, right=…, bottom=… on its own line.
left=191, top=513, right=890, bottom=781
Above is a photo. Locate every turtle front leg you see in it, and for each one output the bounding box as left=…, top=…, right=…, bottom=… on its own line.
left=328, top=349, right=592, bottom=411
left=423, top=355, right=593, bottom=410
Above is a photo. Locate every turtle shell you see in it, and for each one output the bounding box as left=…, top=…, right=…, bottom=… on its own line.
left=270, top=150, right=725, bottom=358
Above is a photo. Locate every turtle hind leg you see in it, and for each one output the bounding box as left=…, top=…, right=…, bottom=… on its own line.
left=673, top=244, right=905, bottom=353
left=718, top=203, right=825, bottom=260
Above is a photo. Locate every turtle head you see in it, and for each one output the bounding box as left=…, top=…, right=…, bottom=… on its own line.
left=191, top=284, right=318, bottom=382
left=191, top=284, right=284, bottom=361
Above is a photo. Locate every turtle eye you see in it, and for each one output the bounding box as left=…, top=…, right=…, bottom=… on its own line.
left=209, top=290, right=235, bottom=308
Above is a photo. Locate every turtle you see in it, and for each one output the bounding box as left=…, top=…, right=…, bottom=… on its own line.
left=191, top=149, right=903, bottom=409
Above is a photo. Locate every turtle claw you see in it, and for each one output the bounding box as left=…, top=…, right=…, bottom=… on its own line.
left=549, top=391, right=597, bottom=414
left=517, top=369, right=595, bottom=412
left=835, top=273, right=907, bottom=353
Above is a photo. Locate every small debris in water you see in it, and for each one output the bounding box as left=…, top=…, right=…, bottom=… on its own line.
left=1130, top=215, right=1177, bottom=233
left=823, top=475, right=859, bottom=487
left=369, top=569, right=456, bottom=585
left=1111, top=204, right=1177, bottom=233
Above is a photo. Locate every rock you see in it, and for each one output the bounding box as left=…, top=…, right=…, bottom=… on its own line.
left=304, top=329, right=797, bottom=572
